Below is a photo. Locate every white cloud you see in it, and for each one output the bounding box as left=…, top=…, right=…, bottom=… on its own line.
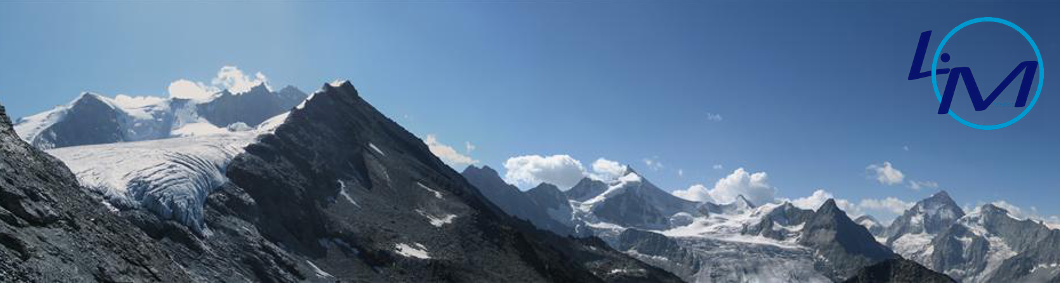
left=168, top=79, right=216, bottom=100
left=212, top=66, right=269, bottom=94
left=672, top=167, right=776, bottom=206
left=167, top=66, right=271, bottom=100
left=790, top=190, right=835, bottom=210
left=908, top=180, right=939, bottom=191
left=787, top=190, right=913, bottom=222
left=643, top=157, right=664, bottom=171
left=789, top=190, right=860, bottom=215
left=502, top=155, right=586, bottom=190
left=713, top=164, right=723, bottom=170
left=867, top=161, right=905, bottom=185
left=113, top=94, right=167, bottom=107
left=707, top=113, right=723, bottom=122
left=859, top=197, right=915, bottom=215
left=708, top=168, right=776, bottom=206
left=424, top=135, right=478, bottom=167
left=590, top=158, right=627, bottom=181
left=673, top=184, right=712, bottom=203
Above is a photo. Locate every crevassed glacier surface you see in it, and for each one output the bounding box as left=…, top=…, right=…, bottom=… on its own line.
left=46, top=131, right=257, bottom=234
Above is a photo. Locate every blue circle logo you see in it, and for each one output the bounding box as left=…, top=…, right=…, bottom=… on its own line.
left=930, top=17, right=1045, bottom=130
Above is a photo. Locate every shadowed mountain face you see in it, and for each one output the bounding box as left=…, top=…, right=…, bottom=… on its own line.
left=461, top=166, right=578, bottom=236
left=843, top=258, right=955, bottom=283
left=211, top=81, right=680, bottom=282
left=0, top=103, right=191, bottom=282
left=197, top=84, right=307, bottom=127
left=800, top=200, right=896, bottom=280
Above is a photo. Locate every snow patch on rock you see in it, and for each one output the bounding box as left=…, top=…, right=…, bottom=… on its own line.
left=394, top=243, right=431, bottom=259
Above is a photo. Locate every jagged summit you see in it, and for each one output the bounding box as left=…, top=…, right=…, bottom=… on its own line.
left=819, top=198, right=842, bottom=213
left=15, top=80, right=308, bottom=149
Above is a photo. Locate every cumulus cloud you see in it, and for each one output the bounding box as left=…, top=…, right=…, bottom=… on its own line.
left=789, top=190, right=860, bottom=215
left=672, top=168, right=776, bottom=206
left=167, top=66, right=271, bottom=100
left=867, top=161, right=905, bottom=185
left=168, top=79, right=216, bottom=100
left=790, top=190, right=836, bottom=210
left=502, top=155, right=586, bottom=190
left=788, top=190, right=914, bottom=222
left=908, top=180, right=939, bottom=191
left=113, top=94, right=167, bottom=107
left=673, top=184, right=712, bottom=203
left=859, top=197, right=915, bottom=215
left=590, top=158, right=627, bottom=181
left=212, top=66, right=269, bottom=94
left=424, top=135, right=478, bottom=167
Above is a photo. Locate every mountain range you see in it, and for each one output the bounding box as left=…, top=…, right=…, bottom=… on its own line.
left=1, top=78, right=1057, bottom=282
left=462, top=164, right=1060, bottom=283
left=0, top=81, right=678, bottom=282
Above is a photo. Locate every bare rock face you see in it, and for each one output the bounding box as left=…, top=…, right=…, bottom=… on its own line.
left=0, top=102, right=192, bottom=282
left=211, top=81, right=679, bottom=282
left=844, top=258, right=955, bottom=283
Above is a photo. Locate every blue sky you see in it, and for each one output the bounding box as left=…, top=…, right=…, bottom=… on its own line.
left=0, top=1, right=1058, bottom=223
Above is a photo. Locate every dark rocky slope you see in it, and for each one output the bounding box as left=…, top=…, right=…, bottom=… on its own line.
left=462, top=166, right=578, bottom=236
left=191, top=81, right=680, bottom=282
left=843, top=258, right=955, bottom=283
left=0, top=103, right=191, bottom=282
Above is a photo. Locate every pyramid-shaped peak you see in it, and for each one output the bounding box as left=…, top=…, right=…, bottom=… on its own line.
left=929, top=190, right=954, bottom=202
left=819, top=198, right=841, bottom=212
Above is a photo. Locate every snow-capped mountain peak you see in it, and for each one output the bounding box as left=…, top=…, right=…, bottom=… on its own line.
left=14, top=81, right=308, bottom=149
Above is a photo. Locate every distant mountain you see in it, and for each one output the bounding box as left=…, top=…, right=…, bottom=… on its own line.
left=196, top=84, right=307, bottom=127
left=855, top=215, right=887, bottom=241
left=13, top=84, right=307, bottom=149
left=461, top=165, right=578, bottom=236
left=884, top=191, right=964, bottom=264
left=843, top=258, right=955, bottom=283
left=884, top=192, right=1060, bottom=282
left=574, top=169, right=704, bottom=232
left=0, top=102, right=191, bottom=282
left=466, top=165, right=906, bottom=282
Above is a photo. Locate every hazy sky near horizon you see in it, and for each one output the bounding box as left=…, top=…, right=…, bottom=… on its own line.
left=1, top=1, right=1058, bottom=223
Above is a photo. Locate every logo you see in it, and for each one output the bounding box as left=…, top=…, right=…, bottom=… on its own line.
left=908, top=17, right=1044, bottom=130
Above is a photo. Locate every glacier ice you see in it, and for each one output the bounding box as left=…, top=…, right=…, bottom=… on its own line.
left=46, top=131, right=257, bottom=234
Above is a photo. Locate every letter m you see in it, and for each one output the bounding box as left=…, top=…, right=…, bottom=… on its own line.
left=938, top=61, right=1038, bottom=114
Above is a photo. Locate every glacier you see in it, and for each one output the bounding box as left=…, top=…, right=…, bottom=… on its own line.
left=46, top=131, right=258, bottom=234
